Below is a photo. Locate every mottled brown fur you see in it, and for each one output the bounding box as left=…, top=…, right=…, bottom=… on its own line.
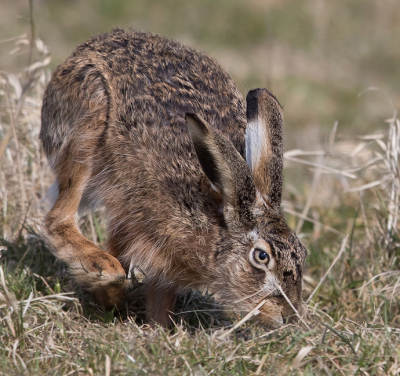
left=40, top=29, right=307, bottom=327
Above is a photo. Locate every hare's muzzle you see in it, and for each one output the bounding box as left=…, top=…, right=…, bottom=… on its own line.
left=257, top=294, right=302, bottom=328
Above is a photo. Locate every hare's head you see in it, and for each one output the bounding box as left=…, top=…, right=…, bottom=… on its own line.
left=185, top=89, right=307, bottom=327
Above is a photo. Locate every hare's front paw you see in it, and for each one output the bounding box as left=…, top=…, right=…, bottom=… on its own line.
left=77, top=251, right=126, bottom=280
left=69, top=251, right=127, bottom=307
left=67, top=248, right=126, bottom=284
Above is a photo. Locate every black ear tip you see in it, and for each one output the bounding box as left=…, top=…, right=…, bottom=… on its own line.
left=246, top=92, right=259, bottom=122
left=246, top=88, right=282, bottom=109
left=246, top=88, right=263, bottom=100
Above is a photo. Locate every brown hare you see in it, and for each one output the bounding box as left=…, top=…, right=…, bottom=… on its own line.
left=40, top=28, right=307, bottom=327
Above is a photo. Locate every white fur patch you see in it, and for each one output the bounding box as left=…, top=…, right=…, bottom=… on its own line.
left=245, top=119, right=267, bottom=171
left=40, top=180, right=59, bottom=213
left=263, top=273, right=280, bottom=294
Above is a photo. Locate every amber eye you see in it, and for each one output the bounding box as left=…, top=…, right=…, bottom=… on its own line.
left=249, top=240, right=275, bottom=271
left=254, top=248, right=270, bottom=265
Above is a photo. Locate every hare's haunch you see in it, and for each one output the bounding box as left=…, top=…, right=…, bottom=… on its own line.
left=40, top=29, right=307, bottom=327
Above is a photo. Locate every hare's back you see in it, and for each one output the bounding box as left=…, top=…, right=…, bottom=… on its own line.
left=74, top=29, right=247, bottom=155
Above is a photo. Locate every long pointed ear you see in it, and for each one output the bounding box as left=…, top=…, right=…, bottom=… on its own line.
left=185, top=113, right=256, bottom=225
left=245, top=89, right=284, bottom=207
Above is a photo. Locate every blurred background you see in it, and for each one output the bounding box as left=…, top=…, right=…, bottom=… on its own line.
left=1, top=0, right=399, bottom=150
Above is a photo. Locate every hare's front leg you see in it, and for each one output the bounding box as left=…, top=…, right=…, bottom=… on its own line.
left=44, top=161, right=126, bottom=308
left=145, top=281, right=178, bottom=327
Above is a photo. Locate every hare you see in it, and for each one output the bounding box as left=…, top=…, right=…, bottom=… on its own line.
left=40, top=28, right=307, bottom=327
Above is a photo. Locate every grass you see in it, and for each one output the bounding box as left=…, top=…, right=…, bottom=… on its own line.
left=1, top=7, right=400, bottom=376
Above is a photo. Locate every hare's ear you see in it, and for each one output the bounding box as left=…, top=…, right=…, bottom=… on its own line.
left=185, top=113, right=256, bottom=222
left=245, top=89, right=284, bottom=207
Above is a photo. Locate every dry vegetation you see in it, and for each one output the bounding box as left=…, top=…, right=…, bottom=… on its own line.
left=1, top=2, right=400, bottom=375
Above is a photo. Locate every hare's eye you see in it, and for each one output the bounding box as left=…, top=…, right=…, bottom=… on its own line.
left=254, top=248, right=270, bottom=265
left=249, top=240, right=274, bottom=271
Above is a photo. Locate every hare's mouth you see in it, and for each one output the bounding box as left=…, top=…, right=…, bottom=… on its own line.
left=256, top=298, right=284, bottom=328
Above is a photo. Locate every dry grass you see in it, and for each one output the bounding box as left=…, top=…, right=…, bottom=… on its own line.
left=1, top=28, right=400, bottom=375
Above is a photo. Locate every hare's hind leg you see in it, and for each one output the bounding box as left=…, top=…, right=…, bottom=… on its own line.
left=41, top=61, right=127, bottom=308
left=44, top=155, right=126, bottom=308
left=145, top=282, right=178, bottom=327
